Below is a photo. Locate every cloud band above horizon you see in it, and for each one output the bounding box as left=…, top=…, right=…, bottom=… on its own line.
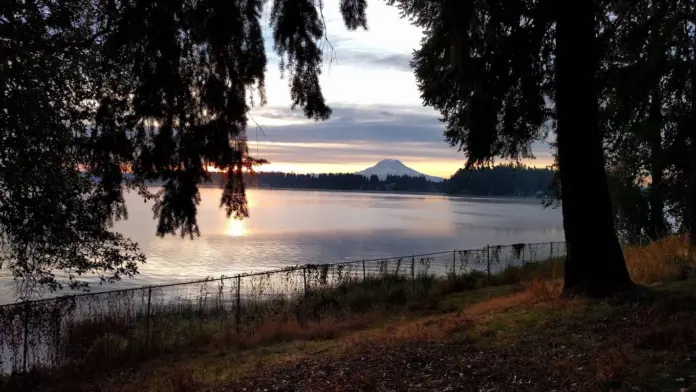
left=248, top=0, right=554, bottom=179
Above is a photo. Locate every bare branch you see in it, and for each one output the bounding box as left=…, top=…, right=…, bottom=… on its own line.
left=318, top=0, right=338, bottom=69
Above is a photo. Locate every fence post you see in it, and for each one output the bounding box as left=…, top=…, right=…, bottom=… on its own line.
left=452, top=250, right=456, bottom=278
left=235, top=275, right=241, bottom=332
left=521, top=246, right=526, bottom=281
left=362, top=259, right=367, bottom=301
left=145, top=286, right=152, bottom=350
left=411, top=255, right=415, bottom=292
left=549, top=241, right=553, bottom=261
left=486, top=245, right=491, bottom=282
left=23, top=302, right=29, bottom=373
left=303, top=267, right=308, bottom=296
left=54, top=309, right=61, bottom=366
left=362, top=259, right=366, bottom=283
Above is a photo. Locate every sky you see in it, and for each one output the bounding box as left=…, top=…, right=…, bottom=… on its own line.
left=248, top=0, right=555, bottom=179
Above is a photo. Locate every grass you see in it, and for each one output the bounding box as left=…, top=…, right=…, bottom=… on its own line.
left=48, top=278, right=696, bottom=391
left=7, top=261, right=563, bottom=377
left=39, top=285, right=520, bottom=392
left=7, top=236, right=696, bottom=391
left=624, top=235, right=694, bottom=283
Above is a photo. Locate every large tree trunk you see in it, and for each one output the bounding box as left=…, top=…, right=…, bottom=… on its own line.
left=555, top=0, right=634, bottom=297
left=647, top=89, right=665, bottom=241
left=689, top=2, right=696, bottom=253
left=690, top=144, right=696, bottom=251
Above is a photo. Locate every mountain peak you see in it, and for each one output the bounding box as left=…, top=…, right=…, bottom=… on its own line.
left=376, top=158, right=402, bottom=164
left=375, top=159, right=407, bottom=167
left=356, top=160, right=443, bottom=182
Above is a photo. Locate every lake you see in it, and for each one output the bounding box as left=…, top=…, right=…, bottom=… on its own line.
left=0, top=188, right=564, bottom=303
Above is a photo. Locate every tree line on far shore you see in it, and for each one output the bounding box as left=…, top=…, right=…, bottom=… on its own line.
left=220, top=164, right=555, bottom=197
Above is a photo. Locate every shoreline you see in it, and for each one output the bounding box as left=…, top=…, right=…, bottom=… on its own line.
left=197, top=183, right=548, bottom=201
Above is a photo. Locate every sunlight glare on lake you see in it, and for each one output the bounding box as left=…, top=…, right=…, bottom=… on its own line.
left=225, top=219, right=247, bottom=237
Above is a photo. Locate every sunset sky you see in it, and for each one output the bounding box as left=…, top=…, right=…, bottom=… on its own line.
left=248, top=1, right=555, bottom=179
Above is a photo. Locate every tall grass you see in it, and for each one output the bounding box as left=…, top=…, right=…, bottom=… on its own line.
left=624, top=235, right=693, bottom=284
left=2, top=258, right=563, bottom=384
left=4, top=237, right=694, bottom=388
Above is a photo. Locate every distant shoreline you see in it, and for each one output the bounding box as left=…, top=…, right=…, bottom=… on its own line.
left=193, top=183, right=546, bottom=202
left=248, top=186, right=442, bottom=197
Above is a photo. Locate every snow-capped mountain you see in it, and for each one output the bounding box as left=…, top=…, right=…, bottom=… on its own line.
left=356, top=159, right=444, bottom=182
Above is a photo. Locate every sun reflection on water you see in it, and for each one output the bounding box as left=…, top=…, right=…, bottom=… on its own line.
left=225, top=219, right=247, bottom=237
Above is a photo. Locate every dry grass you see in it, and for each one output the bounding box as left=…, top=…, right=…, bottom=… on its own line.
left=147, top=239, right=696, bottom=391
left=213, top=313, right=369, bottom=350
left=43, top=280, right=696, bottom=392
left=624, top=235, right=693, bottom=284
left=196, top=236, right=691, bottom=355
left=337, top=278, right=564, bottom=349
left=218, top=279, right=696, bottom=391
left=19, top=237, right=696, bottom=392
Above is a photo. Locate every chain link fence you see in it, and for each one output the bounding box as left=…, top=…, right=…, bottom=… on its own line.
left=0, top=241, right=566, bottom=375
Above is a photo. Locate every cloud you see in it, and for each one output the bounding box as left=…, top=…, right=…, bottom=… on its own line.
left=251, top=104, right=554, bottom=149
left=258, top=0, right=423, bottom=108
left=260, top=2, right=416, bottom=73
left=246, top=104, right=555, bottom=177
left=255, top=141, right=454, bottom=163
left=331, top=51, right=413, bottom=71
left=250, top=104, right=443, bottom=144
left=247, top=1, right=555, bottom=178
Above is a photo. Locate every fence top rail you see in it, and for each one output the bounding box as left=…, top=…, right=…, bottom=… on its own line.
left=0, top=240, right=566, bottom=308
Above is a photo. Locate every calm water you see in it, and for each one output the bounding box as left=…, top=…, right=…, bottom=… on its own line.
left=0, top=188, right=564, bottom=303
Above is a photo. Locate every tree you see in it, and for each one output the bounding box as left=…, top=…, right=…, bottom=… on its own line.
left=390, top=0, right=633, bottom=296
left=605, top=2, right=669, bottom=241
left=369, top=174, right=381, bottom=190
left=600, top=0, right=696, bottom=251
left=688, top=0, right=696, bottom=252
left=555, top=0, right=633, bottom=296
left=444, top=164, right=554, bottom=197
left=0, top=0, right=368, bottom=295
left=606, top=167, right=652, bottom=244
left=600, top=0, right=687, bottom=243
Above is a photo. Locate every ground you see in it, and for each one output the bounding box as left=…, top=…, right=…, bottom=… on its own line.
left=17, top=237, right=696, bottom=391
left=210, top=281, right=696, bottom=392
left=37, top=279, right=696, bottom=392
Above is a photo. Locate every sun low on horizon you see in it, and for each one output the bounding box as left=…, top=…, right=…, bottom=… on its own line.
left=224, top=219, right=248, bottom=237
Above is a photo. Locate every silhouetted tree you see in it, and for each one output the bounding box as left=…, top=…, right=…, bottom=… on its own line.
left=369, top=174, right=381, bottom=190
left=688, top=2, right=696, bottom=252
left=389, top=0, right=633, bottom=296
left=598, top=0, right=696, bottom=251
left=244, top=172, right=446, bottom=193
left=0, top=0, right=368, bottom=294
left=444, top=164, right=554, bottom=197
left=600, top=0, right=684, bottom=242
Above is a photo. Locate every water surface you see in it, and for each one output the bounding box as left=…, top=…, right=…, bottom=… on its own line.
left=0, top=188, right=564, bottom=303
